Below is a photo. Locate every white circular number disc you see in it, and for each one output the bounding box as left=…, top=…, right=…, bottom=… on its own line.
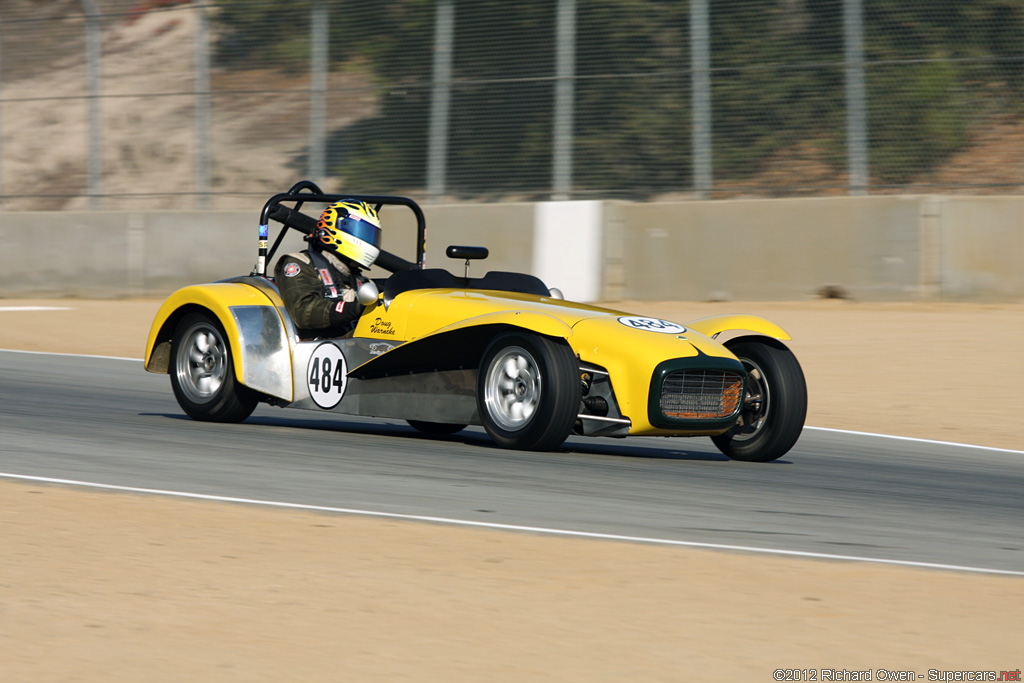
left=307, top=342, right=348, bottom=408
left=616, top=316, right=687, bottom=334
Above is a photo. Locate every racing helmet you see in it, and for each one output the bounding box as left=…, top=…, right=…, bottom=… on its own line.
left=313, top=200, right=382, bottom=268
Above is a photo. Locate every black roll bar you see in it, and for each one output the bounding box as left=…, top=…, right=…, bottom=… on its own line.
left=253, top=183, right=427, bottom=277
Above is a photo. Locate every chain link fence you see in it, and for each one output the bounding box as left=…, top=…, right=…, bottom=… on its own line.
left=1, top=0, right=1022, bottom=210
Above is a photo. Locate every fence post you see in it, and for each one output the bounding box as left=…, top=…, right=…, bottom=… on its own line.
left=82, top=0, right=102, bottom=209
left=552, top=0, right=576, bottom=200
left=308, top=0, right=327, bottom=184
left=194, top=1, right=211, bottom=209
left=427, top=0, right=454, bottom=203
left=690, top=0, right=712, bottom=199
left=845, top=0, right=868, bottom=195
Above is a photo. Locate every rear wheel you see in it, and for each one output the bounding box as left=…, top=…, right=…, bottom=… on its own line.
left=711, top=338, right=806, bottom=462
left=170, top=311, right=258, bottom=422
left=477, top=332, right=580, bottom=451
left=407, top=420, right=466, bottom=435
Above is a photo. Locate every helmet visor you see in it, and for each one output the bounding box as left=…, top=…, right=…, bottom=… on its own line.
left=338, top=215, right=382, bottom=249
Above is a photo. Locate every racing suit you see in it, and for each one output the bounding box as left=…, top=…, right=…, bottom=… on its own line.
left=274, top=249, right=365, bottom=338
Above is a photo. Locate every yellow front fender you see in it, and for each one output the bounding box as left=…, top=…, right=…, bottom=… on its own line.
left=684, top=314, right=792, bottom=341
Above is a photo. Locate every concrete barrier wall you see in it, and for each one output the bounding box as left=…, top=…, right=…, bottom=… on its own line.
left=0, top=212, right=261, bottom=298
left=617, top=197, right=926, bottom=301
left=420, top=203, right=536, bottom=274
left=1, top=196, right=1022, bottom=301
left=932, top=197, right=1024, bottom=299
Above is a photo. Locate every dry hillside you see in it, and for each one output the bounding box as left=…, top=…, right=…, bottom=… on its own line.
left=1, top=0, right=372, bottom=211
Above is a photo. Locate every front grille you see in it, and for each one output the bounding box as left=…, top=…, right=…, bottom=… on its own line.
left=660, top=370, right=743, bottom=420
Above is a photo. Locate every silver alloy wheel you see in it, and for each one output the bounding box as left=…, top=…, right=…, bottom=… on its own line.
left=733, top=357, right=771, bottom=441
left=174, top=322, right=228, bottom=404
left=483, top=345, right=541, bottom=430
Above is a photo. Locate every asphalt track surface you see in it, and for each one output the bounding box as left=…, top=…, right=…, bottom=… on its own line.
left=2, top=350, right=1022, bottom=574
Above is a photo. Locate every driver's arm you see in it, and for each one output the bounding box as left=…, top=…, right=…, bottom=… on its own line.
left=275, top=255, right=362, bottom=331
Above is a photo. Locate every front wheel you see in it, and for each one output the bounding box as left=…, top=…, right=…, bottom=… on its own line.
left=711, top=337, right=807, bottom=462
left=170, top=311, right=258, bottom=423
left=477, top=332, right=580, bottom=451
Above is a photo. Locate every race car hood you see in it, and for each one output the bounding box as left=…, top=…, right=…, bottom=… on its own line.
left=352, top=287, right=623, bottom=342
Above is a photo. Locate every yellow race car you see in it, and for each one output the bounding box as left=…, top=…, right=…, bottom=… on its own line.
left=144, top=183, right=807, bottom=462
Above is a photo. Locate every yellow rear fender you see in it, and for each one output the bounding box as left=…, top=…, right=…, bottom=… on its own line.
left=144, top=283, right=292, bottom=400
left=684, top=314, right=792, bottom=342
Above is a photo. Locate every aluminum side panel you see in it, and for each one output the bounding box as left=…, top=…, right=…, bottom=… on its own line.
left=231, top=305, right=293, bottom=401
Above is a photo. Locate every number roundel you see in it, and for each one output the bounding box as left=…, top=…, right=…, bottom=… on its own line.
left=616, top=316, right=686, bottom=334
left=306, top=342, right=348, bottom=409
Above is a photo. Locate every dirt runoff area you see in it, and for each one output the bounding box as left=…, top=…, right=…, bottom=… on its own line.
left=1, top=298, right=1022, bottom=682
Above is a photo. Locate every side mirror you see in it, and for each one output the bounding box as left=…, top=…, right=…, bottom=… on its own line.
left=446, top=245, right=489, bottom=261
left=547, top=287, right=564, bottom=300
left=357, top=280, right=380, bottom=307
left=446, top=245, right=489, bottom=279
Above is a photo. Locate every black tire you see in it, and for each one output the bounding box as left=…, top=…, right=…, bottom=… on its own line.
left=169, top=311, right=258, bottom=423
left=407, top=420, right=467, bottom=435
left=477, top=332, right=580, bottom=451
left=711, top=337, right=807, bottom=462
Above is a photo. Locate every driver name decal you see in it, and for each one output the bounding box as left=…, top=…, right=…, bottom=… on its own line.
left=616, top=316, right=686, bottom=334
left=370, top=318, right=397, bottom=336
left=307, top=342, right=348, bottom=409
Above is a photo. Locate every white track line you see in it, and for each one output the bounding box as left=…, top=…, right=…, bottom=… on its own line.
left=0, top=306, right=73, bottom=312
left=805, top=426, right=1024, bottom=455
left=0, top=348, right=140, bottom=362
left=1, top=472, right=1021, bottom=577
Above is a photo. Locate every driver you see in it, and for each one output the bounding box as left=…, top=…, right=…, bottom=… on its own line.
left=274, top=199, right=382, bottom=338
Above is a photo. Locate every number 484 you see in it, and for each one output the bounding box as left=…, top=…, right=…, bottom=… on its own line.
left=309, top=356, right=344, bottom=393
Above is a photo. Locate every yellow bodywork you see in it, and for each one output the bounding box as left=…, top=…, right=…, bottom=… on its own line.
left=685, top=314, right=791, bottom=342
left=350, top=288, right=791, bottom=435
left=144, top=282, right=281, bottom=381
left=352, top=289, right=615, bottom=342
left=145, top=280, right=792, bottom=436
